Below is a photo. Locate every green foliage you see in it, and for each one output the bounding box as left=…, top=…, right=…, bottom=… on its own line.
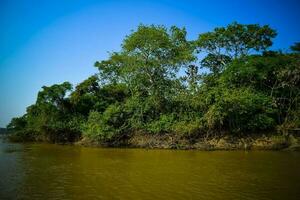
left=172, top=120, right=202, bottom=137
left=221, top=53, right=300, bottom=125
left=70, top=75, right=101, bottom=116
left=197, top=22, right=276, bottom=75
left=146, top=114, right=175, bottom=134
left=7, top=116, right=34, bottom=142
left=37, top=81, right=72, bottom=107
left=84, top=104, right=128, bottom=142
left=7, top=116, right=27, bottom=131
left=70, top=76, right=128, bottom=116
left=8, top=23, right=299, bottom=144
left=95, top=24, right=195, bottom=99
left=203, top=88, right=276, bottom=132
left=8, top=82, right=83, bottom=143
left=83, top=111, right=108, bottom=140
left=291, top=42, right=300, bottom=52
left=200, top=54, right=232, bottom=75
left=197, top=22, right=276, bottom=58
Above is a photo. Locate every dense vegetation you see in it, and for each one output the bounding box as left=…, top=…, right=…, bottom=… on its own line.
left=7, top=22, right=300, bottom=145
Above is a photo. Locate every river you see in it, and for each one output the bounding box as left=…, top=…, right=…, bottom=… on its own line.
left=1, top=138, right=300, bottom=200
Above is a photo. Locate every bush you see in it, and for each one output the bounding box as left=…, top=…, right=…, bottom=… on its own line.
left=203, top=88, right=277, bottom=133
left=146, top=114, right=175, bottom=134
left=8, top=130, right=35, bottom=142
left=84, top=104, right=129, bottom=142
left=172, top=119, right=202, bottom=137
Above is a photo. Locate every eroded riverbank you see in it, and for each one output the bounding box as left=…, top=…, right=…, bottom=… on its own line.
left=76, top=133, right=300, bottom=151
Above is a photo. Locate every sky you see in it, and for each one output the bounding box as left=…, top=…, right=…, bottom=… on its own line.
left=0, top=0, right=300, bottom=127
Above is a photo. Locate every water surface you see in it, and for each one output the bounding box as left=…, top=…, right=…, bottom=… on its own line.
left=1, top=139, right=300, bottom=200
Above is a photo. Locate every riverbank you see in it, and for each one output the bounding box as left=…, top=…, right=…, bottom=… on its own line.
left=75, top=133, right=300, bottom=151
left=6, top=129, right=300, bottom=151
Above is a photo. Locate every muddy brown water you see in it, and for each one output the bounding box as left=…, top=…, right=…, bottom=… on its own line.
left=1, top=139, right=300, bottom=200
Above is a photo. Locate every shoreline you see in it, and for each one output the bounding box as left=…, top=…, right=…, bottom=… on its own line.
left=4, top=132, right=300, bottom=151
left=75, top=133, right=300, bottom=151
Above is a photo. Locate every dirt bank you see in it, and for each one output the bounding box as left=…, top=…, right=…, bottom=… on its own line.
left=76, top=133, right=300, bottom=151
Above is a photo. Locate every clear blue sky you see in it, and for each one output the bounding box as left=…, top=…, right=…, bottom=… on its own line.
left=0, top=0, right=300, bottom=127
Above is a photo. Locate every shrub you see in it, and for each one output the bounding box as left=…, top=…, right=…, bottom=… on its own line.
left=84, top=104, right=129, bottom=142
left=203, top=88, right=277, bottom=133
left=172, top=119, right=202, bottom=137
left=146, top=114, right=175, bottom=134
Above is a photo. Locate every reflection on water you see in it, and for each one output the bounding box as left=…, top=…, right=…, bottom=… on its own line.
left=1, top=139, right=300, bottom=200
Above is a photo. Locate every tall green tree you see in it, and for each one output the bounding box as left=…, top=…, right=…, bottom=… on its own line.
left=95, top=25, right=195, bottom=121
left=95, top=25, right=195, bottom=97
left=197, top=22, right=277, bottom=74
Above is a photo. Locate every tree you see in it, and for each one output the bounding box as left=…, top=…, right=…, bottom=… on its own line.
left=23, top=82, right=83, bottom=142
left=70, top=75, right=100, bottom=116
left=221, top=53, right=300, bottom=126
left=37, top=81, right=72, bottom=113
left=200, top=53, right=231, bottom=75
left=95, top=24, right=196, bottom=124
left=182, top=64, right=201, bottom=93
left=7, top=22, right=300, bottom=145
left=7, top=116, right=27, bottom=131
left=291, top=42, right=300, bottom=52
left=95, top=25, right=195, bottom=98
left=197, top=22, right=277, bottom=74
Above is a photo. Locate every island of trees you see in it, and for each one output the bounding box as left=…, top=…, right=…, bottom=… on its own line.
left=7, top=22, right=300, bottom=150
